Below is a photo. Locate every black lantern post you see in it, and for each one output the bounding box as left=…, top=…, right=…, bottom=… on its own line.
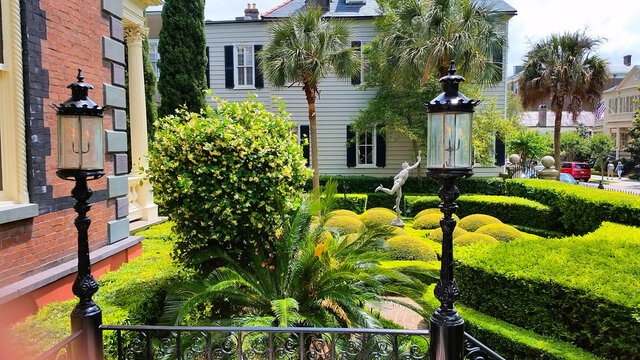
left=426, top=61, right=480, bottom=360
left=54, top=69, right=105, bottom=360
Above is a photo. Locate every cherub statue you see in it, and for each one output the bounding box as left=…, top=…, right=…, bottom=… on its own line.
left=375, top=151, right=422, bottom=226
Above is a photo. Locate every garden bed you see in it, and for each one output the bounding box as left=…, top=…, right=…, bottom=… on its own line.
left=455, top=222, right=640, bottom=359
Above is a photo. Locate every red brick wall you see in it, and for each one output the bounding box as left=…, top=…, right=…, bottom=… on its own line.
left=0, top=0, right=116, bottom=288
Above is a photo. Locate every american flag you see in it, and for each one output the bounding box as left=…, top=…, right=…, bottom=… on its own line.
left=595, top=102, right=606, bottom=120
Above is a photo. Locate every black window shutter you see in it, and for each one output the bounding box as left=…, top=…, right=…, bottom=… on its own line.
left=351, top=41, right=361, bottom=85
left=205, top=46, right=211, bottom=89
left=224, top=45, right=234, bottom=89
left=347, top=125, right=356, bottom=168
left=495, top=137, right=506, bottom=166
left=254, top=44, right=264, bottom=89
left=376, top=130, right=386, bottom=168
left=300, top=125, right=310, bottom=166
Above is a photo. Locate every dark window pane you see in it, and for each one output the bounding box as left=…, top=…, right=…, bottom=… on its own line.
left=561, top=163, right=572, bottom=169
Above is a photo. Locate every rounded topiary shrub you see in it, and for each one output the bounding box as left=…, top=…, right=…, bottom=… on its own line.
left=429, top=227, right=468, bottom=243
left=453, top=233, right=499, bottom=246
left=392, top=227, right=410, bottom=236
left=360, top=208, right=397, bottom=227
left=476, top=224, right=523, bottom=242
left=415, top=208, right=441, bottom=219
left=458, top=214, right=502, bottom=232
left=328, top=209, right=360, bottom=219
left=412, top=213, right=442, bottom=230
left=325, top=215, right=365, bottom=234
left=148, top=96, right=310, bottom=271
left=386, top=235, right=437, bottom=261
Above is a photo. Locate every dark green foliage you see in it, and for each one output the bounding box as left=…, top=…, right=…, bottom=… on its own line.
left=505, top=179, right=640, bottom=233
left=455, top=222, right=640, bottom=359
left=333, top=194, right=367, bottom=213
left=405, top=195, right=555, bottom=231
left=157, top=0, right=207, bottom=116
left=142, top=34, right=158, bottom=141
left=309, top=175, right=505, bottom=196
left=423, top=285, right=602, bottom=360
left=147, top=97, right=310, bottom=271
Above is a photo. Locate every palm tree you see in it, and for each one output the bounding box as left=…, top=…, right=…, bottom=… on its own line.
left=164, top=182, right=431, bottom=328
left=372, top=0, right=508, bottom=85
left=259, top=7, right=360, bottom=189
left=519, top=31, right=609, bottom=170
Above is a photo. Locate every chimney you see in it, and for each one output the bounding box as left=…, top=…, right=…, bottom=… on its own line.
left=513, top=65, right=523, bottom=75
left=623, top=55, right=631, bottom=67
left=538, top=105, right=547, bottom=127
left=244, top=3, right=259, bottom=20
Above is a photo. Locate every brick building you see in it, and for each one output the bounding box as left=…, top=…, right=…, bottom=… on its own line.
left=0, top=0, right=161, bottom=326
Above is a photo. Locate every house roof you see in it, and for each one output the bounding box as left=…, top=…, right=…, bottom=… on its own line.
left=262, top=0, right=516, bottom=19
left=604, top=65, right=640, bottom=93
left=520, top=111, right=597, bottom=128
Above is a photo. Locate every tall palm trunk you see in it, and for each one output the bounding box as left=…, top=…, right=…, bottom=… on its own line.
left=304, top=84, right=320, bottom=189
left=553, top=98, right=565, bottom=173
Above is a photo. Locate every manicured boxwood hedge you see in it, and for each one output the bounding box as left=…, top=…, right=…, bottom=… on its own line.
left=309, top=175, right=505, bottom=195
left=405, top=195, right=555, bottom=230
left=455, top=222, right=640, bottom=359
left=505, top=179, right=640, bottom=234
left=333, top=194, right=367, bottom=213
left=423, top=285, right=602, bottom=360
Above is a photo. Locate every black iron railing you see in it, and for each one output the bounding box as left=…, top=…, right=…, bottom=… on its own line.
left=99, top=325, right=504, bottom=360
left=35, top=330, right=83, bottom=360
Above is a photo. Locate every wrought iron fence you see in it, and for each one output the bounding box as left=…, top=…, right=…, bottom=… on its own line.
left=100, top=325, right=504, bottom=360
left=35, top=330, right=83, bottom=360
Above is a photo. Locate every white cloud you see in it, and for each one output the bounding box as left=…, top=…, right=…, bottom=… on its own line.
left=507, top=0, right=640, bottom=75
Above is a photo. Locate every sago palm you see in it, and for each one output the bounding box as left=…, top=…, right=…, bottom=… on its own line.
left=259, top=8, right=360, bottom=189
left=519, top=31, right=609, bottom=169
left=163, top=183, right=431, bottom=328
left=373, top=0, right=507, bottom=85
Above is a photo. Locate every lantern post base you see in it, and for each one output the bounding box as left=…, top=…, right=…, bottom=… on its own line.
left=426, top=167, right=472, bottom=360
left=57, top=168, right=105, bottom=360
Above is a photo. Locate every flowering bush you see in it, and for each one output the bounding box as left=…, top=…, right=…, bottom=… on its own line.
left=148, top=95, right=310, bottom=270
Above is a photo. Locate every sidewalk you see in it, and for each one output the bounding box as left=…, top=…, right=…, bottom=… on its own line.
left=584, top=175, right=640, bottom=195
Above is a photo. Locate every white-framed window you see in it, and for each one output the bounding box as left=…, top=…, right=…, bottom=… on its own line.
left=148, top=39, right=160, bottom=78
left=234, top=44, right=255, bottom=88
left=357, top=127, right=376, bottom=167
left=0, top=0, right=29, bottom=207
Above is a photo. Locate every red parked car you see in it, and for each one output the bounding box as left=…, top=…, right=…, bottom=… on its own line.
left=560, top=162, right=591, bottom=181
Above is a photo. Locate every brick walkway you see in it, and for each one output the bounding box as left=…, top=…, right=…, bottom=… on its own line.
left=373, top=297, right=428, bottom=329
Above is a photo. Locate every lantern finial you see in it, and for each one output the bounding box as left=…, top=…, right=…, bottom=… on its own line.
left=448, top=60, right=456, bottom=76
left=77, top=68, right=84, bottom=82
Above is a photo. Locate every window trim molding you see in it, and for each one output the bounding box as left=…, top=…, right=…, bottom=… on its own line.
left=355, top=127, right=377, bottom=168
left=233, top=44, right=256, bottom=90
left=0, top=0, right=29, bottom=206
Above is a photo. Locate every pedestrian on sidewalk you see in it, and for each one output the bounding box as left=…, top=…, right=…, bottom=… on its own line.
left=616, top=162, right=624, bottom=179
left=607, top=161, right=615, bottom=179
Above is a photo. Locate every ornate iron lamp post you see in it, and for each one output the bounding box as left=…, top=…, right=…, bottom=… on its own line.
left=426, top=61, right=480, bottom=360
left=54, top=69, right=105, bottom=360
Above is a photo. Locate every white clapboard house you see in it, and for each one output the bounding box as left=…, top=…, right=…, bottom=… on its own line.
left=204, top=0, right=517, bottom=176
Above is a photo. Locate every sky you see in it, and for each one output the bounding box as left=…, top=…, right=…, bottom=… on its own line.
left=149, top=0, right=640, bottom=77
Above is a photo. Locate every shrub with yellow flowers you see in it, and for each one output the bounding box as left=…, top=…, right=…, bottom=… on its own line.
left=148, top=95, right=311, bottom=271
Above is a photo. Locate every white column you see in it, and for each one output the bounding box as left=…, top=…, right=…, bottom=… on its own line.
left=125, top=24, right=158, bottom=222
left=615, top=127, right=621, bottom=160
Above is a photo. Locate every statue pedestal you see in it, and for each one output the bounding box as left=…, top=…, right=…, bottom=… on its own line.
left=391, top=217, right=405, bottom=228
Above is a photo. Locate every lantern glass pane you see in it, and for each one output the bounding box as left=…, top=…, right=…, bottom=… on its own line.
left=454, top=113, right=472, bottom=167
left=444, top=113, right=458, bottom=167
left=79, top=116, right=103, bottom=169
left=58, top=115, right=81, bottom=169
left=427, top=113, right=444, bottom=168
